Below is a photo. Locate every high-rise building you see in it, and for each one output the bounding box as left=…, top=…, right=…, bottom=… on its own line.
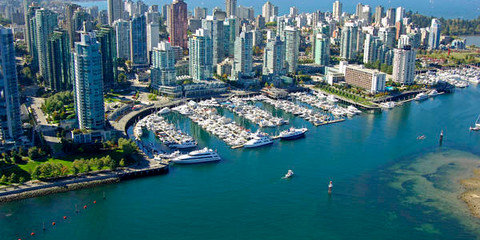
left=284, top=26, right=299, bottom=73
left=361, top=5, right=372, bottom=24
left=374, top=6, right=384, bottom=25
left=72, top=10, right=93, bottom=46
left=379, top=27, right=395, bottom=48
left=161, top=4, right=170, bottom=20
left=168, top=0, right=188, bottom=49
left=363, top=34, right=385, bottom=64
left=226, top=0, right=237, bottom=17
left=108, top=0, right=124, bottom=25
left=46, top=29, right=71, bottom=92
left=0, top=26, right=22, bottom=141
left=263, top=35, right=285, bottom=76
left=25, top=4, right=40, bottom=72
left=332, top=1, right=342, bottom=21
left=255, top=15, right=265, bottom=29
left=395, top=7, right=405, bottom=23
left=385, top=8, right=396, bottom=26
left=237, top=6, right=254, bottom=20
left=355, top=3, right=364, bottom=18
left=289, top=6, right=299, bottom=17
left=35, top=8, right=58, bottom=82
left=114, top=20, right=130, bottom=60
left=262, top=1, right=278, bottom=22
left=151, top=41, right=177, bottom=89
left=340, top=22, right=358, bottom=60
left=314, top=33, right=329, bottom=66
left=130, top=14, right=148, bottom=66
left=72, top=32, right=105, bottom=130
left=428, top=18, right=441, bottom=50
left=65, top=4, right=81, bottom=48
left=189, top=29, right=213, bottom=80
left=232, top=31, right=253, bottom=80
left=393, top=46, right=416, bottom=85
left=194, top=7, right=207, bottom=19
left=202, top=16, right=225, bottom=65
left=147, top=22, right=160, bottom=61
left=224, top=17, right=239, bottom=57
left=96, top=26, right=118, bottom=90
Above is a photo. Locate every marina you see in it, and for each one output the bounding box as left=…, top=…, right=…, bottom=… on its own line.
left=173, top=101, right=257, bottom=148
left=289, top=91, right=362, bottom=118
left=415, top=67, right=480, bottom=87
left=224, top=97, right=289, bottom=128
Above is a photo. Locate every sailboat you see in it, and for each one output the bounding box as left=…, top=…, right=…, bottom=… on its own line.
left=470, top=115, right=480, bottom=131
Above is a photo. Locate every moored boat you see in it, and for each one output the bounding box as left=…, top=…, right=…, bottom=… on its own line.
left=278, top=127, right=308, bottom=140
left=171, top=148, right=221, bottom=164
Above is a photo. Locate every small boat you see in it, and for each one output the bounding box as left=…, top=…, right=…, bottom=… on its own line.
left=470, top=115, right=480, bottom=131
left=283, top=170, right=294, bottom=179
left=417, top=135, right=426, bottom=140
left=278, top=127, right=308, bottom=140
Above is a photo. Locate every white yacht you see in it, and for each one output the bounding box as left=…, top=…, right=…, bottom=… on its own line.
left=159, top=107, right=171, bottom=114
left=244, top=132, right=273, bottom=148
left=169, top=140, right=197, bottom=149
left=380, top=101, right=396, bottom=109
left=279, top=128, right=308, bottom=140
left=414, top=92, right=428, bottom=101
left=171, top=148, right=221, bottom=164
left=428, top=89, right=439, bottom=97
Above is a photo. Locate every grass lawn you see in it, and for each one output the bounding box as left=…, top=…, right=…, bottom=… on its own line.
left=17, top=149, right=125, bottom=175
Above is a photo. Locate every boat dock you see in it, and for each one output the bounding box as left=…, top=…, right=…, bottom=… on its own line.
left=313, top=118, right=345, bottom=126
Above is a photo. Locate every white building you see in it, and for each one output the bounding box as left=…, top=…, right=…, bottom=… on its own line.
left=393, top=46, right=416, bottom=85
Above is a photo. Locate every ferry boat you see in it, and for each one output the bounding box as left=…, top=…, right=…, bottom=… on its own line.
left=470, top=115, right=480, bottom=131
left=278, top=128, right=308, bottom=140
left=171, top=148, right=221, bottom=164
left=414, top=92, right=428, bottom=101
left=244, top=132, right=273, bottom=148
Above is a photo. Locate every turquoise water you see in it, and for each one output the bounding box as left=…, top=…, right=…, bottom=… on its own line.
left=75, top=0, right=480, bottom=19
left=2, top=86, right=480, bottom=239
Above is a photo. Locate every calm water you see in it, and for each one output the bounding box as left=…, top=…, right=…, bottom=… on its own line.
left=74, top=0, right=480, bottom=19
left=2, top=86, right=480, bottom=239
left=459, top=35, right=480, bottom=47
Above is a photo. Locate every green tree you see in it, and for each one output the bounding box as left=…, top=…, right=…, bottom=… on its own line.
left=9, top=172, right=17, bottom=183
left=0, top=174, right=7, bottom=183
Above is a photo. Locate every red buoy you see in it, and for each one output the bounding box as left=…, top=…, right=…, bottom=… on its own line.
left=93, top=200, right=97, bottom=204
left=63, top=216, right=67, bottom=220
left=30, top=232, right=35, bottom=236
left=52, top=222, right=56, bottom=226
left=83, top=205, right=87, bottom=209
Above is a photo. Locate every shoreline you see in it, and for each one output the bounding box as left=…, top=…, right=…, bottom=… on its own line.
left=0, top=164, right=169, bottom=204
left=0, top=177, right=119, bottom=203
left=460, top=169, right=480, bottom=218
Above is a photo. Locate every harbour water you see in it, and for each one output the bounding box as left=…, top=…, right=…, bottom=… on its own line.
left=73, top=0, right=480, bottom=19
left=2, top=86, right=480, bottom=239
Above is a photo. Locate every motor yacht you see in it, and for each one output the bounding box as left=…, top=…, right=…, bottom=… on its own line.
left=244, top=132, right=273, bottom=148
left=414, top=92, right=428, bottom=101
left=171, top=148, right=221, bottom=164
left=279, top=128, right=308, bottom=140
